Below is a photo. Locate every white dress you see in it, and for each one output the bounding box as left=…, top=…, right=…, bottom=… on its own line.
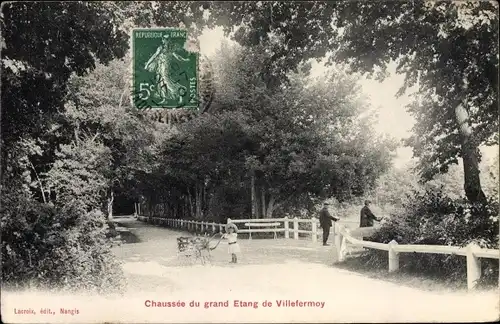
left=223, top=233, right=241, bottom=254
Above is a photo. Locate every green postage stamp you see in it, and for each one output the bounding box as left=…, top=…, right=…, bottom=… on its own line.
left=132, top=28, right=199, bottom=109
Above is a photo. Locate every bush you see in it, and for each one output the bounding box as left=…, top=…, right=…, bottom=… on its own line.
left=1, top=190, right=125, bottom=293
left=361, top=189, right=499, bottom=285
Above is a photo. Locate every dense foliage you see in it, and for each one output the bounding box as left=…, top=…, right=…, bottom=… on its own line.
left=360, top=189, right=499, bottom=285
left=1, top=184, right=125, bottom=292
left=371, top=157, right=499, bottom=208
left=330, top=1, right=498, bottom=204
left=137, top=43, right=396, bottom=221
left=1, top=2, right=129, bottom=291
left=196, top=1, right=499, bottom=204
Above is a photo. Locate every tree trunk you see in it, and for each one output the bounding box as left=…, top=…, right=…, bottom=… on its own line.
left=261, top=187, right=266, bottom=219
left=107, top=189, right=114, bottom=220
left=28, top=160, right=47, bottom=204
left=455, top=102, right=487, bottom=203
left=196, top=183, right=202, bottom=219
left=188, top=190, right=195, bottom=218
left=266, top=195, right=276, bottom=218
left=251, top=173, right=256, bottom=219
left=202, top=181, right=207, bottom=216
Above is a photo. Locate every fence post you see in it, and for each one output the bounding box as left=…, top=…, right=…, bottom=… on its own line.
left=284, top=216, right=289, bottom=239
left=339, top=228, right=350, bottom=262
left=219, top=224, right=224, bottom=233
left=388, top=240, right=400, bottom=272
left=466, top=242, right=481, bottom=290
left=180, top=219, right=184, bottom=229
left=311, top=218, right=317, bottom=243
left=334, top=223, right=343, bottom=263
left=293, top=217, right=299, bottom=240
left=212, top=222, right=216, bottom=233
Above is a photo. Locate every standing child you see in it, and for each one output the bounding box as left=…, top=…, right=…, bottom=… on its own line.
left=221, top=223, right=240, bottom=263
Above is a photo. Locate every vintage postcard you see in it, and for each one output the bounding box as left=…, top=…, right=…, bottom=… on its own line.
left=1, top=1, right=499, bottom=323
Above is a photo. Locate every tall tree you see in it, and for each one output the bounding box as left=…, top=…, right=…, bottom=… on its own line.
left=64, top=59, right=157, bottom=218
left=1, top=1, right=128, bottom=189
left=330, top=1, right=498, bottom=204
left=199, top=1, right=498, bottom=204
left=149, top=43, right=396, bottom=220
left=1, top=2, right=129, bottom=289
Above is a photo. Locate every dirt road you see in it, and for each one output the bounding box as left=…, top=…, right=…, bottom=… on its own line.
left=2, top=218, right=498, bottom=323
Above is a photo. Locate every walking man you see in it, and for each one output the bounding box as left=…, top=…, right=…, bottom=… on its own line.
left=360, top=200, right=382, bottom=227
left=319, top=202, right=340, bottom=246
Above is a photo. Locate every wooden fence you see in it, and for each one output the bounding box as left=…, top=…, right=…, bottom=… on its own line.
left=134, top=215, right=499, bottom=290
left=135, top=215, right=344, bottom=242
left=334, top=223, right=500, bottom=290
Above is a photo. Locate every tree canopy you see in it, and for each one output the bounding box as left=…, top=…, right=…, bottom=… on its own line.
left=191, top=1, right=498, bottom=203
left=135, top=42, right=396, bottom=220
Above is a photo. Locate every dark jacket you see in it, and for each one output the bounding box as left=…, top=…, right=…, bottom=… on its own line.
left=319, top=207, right=339, bottom=228
left=360, top=206, right=379, bottom=227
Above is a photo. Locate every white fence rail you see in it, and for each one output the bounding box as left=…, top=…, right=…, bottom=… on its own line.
left=333, top=223, right=500, bottom=290
left=136, top=215, right=350, bottom=242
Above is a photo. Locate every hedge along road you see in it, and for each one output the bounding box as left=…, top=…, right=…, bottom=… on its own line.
left=103, top=218, right=498, bottom=323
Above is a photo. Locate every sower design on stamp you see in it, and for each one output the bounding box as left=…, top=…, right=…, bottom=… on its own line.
left=132, top=28, right=199, bottom=109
